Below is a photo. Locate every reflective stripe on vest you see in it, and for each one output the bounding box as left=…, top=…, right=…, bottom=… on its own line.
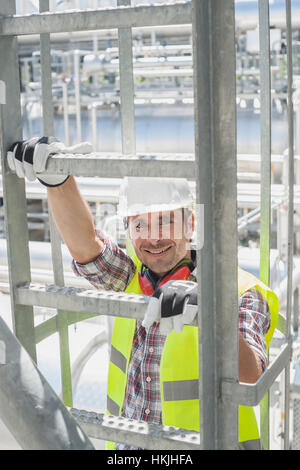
left=107, top=396, right=120, bottom=416
left=110, top=345, right=127, bottom=374
left=163, top=379, right=199, bottom=401
left=106, top=259, right=279, bottom=449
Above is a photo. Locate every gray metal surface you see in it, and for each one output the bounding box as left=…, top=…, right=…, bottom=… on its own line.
left=12, top=1, right=300, bottom=50
left=117, top=0, right=136, bottom=155
left=7, top=0, right=300, bottom=37
left=258, top=0, right=271, bottom=450
left=0, top=316, right=94, bottom=450
left=192, top=0, right=239, bottom=450
left=258, top=0, right=271, bottom=283
left=15, top=282, right=201, bottom=327
left=0, top=3, right=192, bottom=36
left=69, top=408, right=200, bottom=450
left=293, top=360, right=300, bottom=449
left=294, top=288, right=299, bottom=335
left=39, top=0, right=65, bottom=287
left=39, top=0, right=54, bottom=137
left=293, top=398, right=300, bottom=449
left=15, top=282, right=148, bottom=319
left=284, top=0, right=294, bottom=450
left=222, top=341, right=293, bottom=406
left=39, top=0, right=72, bottom=407
left=74, top=51, right=82, bottom=142
left=38, top=152, right=196, bottom=179
left=0, top=2, right=36, bottom=361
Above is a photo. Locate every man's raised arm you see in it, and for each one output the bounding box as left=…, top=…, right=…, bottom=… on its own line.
left=47, top=176, right=104, bottom=264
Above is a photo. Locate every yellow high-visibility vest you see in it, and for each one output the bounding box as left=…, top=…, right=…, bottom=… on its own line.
left=106, top=255, right=279, bottom=450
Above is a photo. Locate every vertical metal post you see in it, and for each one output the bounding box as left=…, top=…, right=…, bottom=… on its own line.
left=117, top=0, right=136, bottom=155
left=279, top=151, right=289, bottom=264
left=74, top=50, right=82, bottom=143
left=39, top=0, right=65, bottom=288
left=284, top=0, right=294, bottom=450
left=0, top=1, right=36, bottom=361
left=294, top=288, right=299, bottom=335
left=62, top=81, right=70, bottom=146
left=258, top=0, right=272, bottom=450
left=39, top=0, right=73, bottom=407
left=39, top=4, right=54, bottom=137
left=259, top=1, right=271, bottom=294
left=91, top=103, right=98, bottom=151
left=192, top=0, right=239, bottom=449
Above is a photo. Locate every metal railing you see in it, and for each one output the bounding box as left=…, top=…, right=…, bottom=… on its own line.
left=0, top=0, right=297, bottom=450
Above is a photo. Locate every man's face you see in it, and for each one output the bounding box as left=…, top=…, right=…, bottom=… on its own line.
left=128, top=208, right=194, bottom=277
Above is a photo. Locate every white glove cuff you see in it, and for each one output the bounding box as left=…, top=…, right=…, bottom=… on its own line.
left=142, top=295, right=162, bottom=331
left=37, top=175, right=69, bottom=187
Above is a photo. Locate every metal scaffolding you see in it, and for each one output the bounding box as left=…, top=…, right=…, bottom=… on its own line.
left=0, top=0, right=296, bottom=450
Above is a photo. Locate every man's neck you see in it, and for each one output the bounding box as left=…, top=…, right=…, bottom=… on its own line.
left=148, top=249, right=195, bottom=283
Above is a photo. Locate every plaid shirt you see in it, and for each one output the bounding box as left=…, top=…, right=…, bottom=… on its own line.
left=73, top=231, right=270, bottom=450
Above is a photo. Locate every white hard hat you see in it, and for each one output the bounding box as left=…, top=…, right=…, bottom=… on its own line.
left=118, top=176, right=194, bottom=217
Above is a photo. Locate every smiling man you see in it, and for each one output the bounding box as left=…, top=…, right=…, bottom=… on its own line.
left=7, top=138, right=278, bottom=450
left=127, top=209, right=193, bottom=277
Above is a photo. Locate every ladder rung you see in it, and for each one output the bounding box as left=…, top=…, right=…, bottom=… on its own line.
left=15, top=282, right=147, bottom=319
left=40, top=152, right=196, bottom=179
left=0, top=3, right=192, bottom=37
left=221, top=340, right=292, bottom=406
left=15, top=282, right=200, bottom=328
left=69, top=407, right=200, bottom=450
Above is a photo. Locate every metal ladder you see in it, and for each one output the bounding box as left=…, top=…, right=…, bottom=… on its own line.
left=0, top=0, right=295, bottom=450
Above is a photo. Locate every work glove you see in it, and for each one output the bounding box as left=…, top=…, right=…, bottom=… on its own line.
left=7, top=136, right=92, bottom=187
left=142, top=280, right=198, bottom=335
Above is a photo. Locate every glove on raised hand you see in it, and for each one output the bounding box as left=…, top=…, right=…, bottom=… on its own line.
left=7, top=136, right=93, bottom=187
left=142, top=280, right=198, bottom=335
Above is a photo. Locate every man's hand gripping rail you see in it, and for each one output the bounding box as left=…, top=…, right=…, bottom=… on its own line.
left=7, top=136, right=92, bottom=187
left=142, top=280, right=198, bottom=335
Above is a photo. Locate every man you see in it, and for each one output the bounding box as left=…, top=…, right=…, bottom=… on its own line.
left=7, top=137, right=278, bottom=449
